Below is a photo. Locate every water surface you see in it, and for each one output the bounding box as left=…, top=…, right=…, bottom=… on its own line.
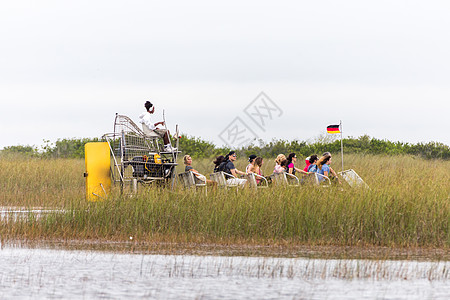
left=0, top=247, right=448, bottom=299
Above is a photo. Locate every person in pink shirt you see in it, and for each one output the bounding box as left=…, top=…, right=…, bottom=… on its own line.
left=286, top=153, right=309, bottom=176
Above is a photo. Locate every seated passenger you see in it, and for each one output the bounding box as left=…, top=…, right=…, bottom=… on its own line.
left=183, top=155, right=216, bottom=185
left=218, top=151, right=247, bottom=186
left=273, top=154, right=286, bottom=174
left=247, top=157, right=264, bottom=184
left=280, top=159, right=289, bottom=172
left=306, top=154, right=319, bottom=172
left=303, top=156, right=311, bottom=172
left=316, top=154, right=331, bottom=182
left=139, top=100, right=176, bottom=152
left=286, top=153, right=309, bottom=176
left=322, top=152, right=342, bottom=184
left=246, top=154, right=257, bottom=174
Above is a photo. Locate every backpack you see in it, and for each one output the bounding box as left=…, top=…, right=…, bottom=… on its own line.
left=218, top=160, right=228, bottom=172
left=218, top=160, right=233, bottom=177
left=308, top=164, right=318, bottom=173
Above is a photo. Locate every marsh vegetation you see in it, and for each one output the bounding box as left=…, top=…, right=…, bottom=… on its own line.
left=0, top=152, right=448, bottom=253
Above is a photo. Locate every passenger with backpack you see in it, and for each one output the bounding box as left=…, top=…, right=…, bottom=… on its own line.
left=306, top=155, right=319, bottom=173
left=218, top=151, right=247, bottom=186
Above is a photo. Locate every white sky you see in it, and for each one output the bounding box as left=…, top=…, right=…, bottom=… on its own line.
left=1, top=0, right=449, bottom=149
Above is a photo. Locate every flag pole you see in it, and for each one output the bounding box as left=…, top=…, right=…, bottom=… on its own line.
left=340, top=120, right=344, bottom=173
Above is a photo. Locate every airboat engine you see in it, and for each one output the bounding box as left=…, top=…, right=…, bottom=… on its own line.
left=126, top=154, right=169, bottom=178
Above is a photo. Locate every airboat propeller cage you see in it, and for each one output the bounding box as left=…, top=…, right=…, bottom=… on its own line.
left=101, top=114, right=180, bottom=192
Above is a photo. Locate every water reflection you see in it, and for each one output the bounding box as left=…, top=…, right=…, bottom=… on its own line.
left=0, top=207, right=64, bottom=221
left=0, top=247, right=448, bottom=299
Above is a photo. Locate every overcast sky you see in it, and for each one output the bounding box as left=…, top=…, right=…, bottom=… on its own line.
left=1, top=0, right=449, bottom=150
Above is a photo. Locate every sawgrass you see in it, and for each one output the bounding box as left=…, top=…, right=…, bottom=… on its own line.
left=0, top=153, right=449, bottom=248
left=0, top=154, right=84, bottom=207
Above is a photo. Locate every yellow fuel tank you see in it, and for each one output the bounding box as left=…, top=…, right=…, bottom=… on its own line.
left=84, top=142, right=111, bottom=201
left=154, top=153, right=162, bottom=164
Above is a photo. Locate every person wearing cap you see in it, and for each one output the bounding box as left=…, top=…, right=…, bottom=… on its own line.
left=246, top=154, right=257, bottom=174
left=138, top=100, right=176, bottom=152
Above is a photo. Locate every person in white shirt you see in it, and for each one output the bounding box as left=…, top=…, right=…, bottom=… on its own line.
left=138, top=101, right=176, bottom=152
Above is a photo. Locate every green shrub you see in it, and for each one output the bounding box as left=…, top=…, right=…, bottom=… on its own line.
left=1, top=135, right=449, bottom=160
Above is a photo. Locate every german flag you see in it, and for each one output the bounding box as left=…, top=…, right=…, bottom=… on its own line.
left=327, top=124, right=340, bottom=134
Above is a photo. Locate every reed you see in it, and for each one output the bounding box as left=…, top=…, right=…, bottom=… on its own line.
left=0, top=153, right=448, bottom=248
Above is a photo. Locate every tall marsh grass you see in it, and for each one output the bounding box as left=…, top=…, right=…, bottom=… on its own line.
left=0, top=154, right=84, bottom=207
left=0, top=153, right=448, bottom=248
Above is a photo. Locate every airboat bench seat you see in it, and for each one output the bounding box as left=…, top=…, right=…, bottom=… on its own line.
left=272, top=172, right=331, bottom=187
left=338, top=169, right=369, bottom=189
left=246, top=173, right=269, bottom=189
left=271, top=172, right=300, bottom=187
left=306, top=173, right=331, bottom=186
left=178, top=171, right=207, bottom=192
left=209, top=171, right=241, bottom=188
